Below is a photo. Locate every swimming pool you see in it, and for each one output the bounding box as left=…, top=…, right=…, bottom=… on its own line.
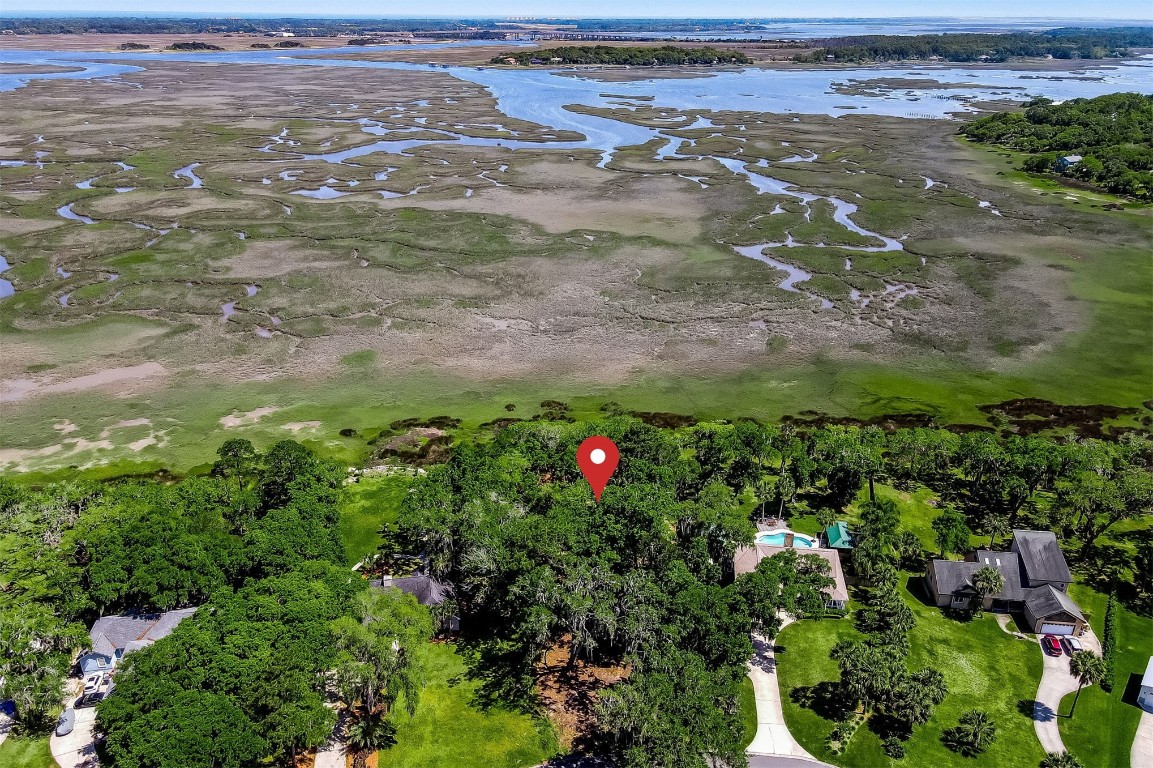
left=754, top=530, right=817, bottom=548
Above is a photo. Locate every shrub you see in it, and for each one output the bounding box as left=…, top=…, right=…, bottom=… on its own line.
left=882, top=736, right=907, bottom=759
left=1101, top=593, right=1117, bottom=692
left=943, top=709, right=997, bottom=756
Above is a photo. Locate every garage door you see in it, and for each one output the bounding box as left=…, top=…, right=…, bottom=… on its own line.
left=1040, top=623, right=1075, bottom=635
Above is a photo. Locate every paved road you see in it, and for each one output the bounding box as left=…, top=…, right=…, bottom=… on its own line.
left=746, top=620, right=835, bottom=768
left=748, top=756, right=835, bottom=768
left=1133, top=709, right=1153, bottom=768
left=49, top=705, right=99, bottom=768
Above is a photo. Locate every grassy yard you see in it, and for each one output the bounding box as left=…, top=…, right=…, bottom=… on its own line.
left=1058, top=586, right=1152, bottom=768
left=378, top=642, right=558, bottom=768
left=738, top=676, right=758, bottom=749
left=778, top=574, right=1044, bottom=767
left=338, top=474, right=413, bottom=566
left=788, top=482, right=990, bottom=557
left=0, top=736, right=54, bottom=768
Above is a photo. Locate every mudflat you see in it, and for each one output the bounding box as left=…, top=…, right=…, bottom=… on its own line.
left=0, top=49, right=1149, bottom=473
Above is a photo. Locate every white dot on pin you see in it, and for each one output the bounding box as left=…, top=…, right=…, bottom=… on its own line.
left=590, top=448, right=606, bottom=465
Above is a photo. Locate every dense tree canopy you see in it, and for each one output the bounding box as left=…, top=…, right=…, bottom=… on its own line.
left=2, top=414, right=1151, bottom=764
left=960, top=93, right=1153, bottom=200
left=390, top=418, right=830, bottom=767
left=492, top=46, right=751, bottom=66
left=793, top=28, right=1153, bottom=63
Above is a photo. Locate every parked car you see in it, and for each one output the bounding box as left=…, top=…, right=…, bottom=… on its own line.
left=1062, top=636, right=1084, bottom=655
left=1042, top=635, right=1063, bottom=655
left=82, top=672, right=104, bottom=694
left=75, top=692, right=104, bottom=708
left=55, top=707, right=76, bottom=737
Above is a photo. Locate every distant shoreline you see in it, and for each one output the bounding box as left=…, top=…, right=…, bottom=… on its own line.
left=0, top=33, right=1148, bottom=76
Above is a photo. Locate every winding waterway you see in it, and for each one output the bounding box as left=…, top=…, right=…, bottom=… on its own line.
left=1, top=44, right=1151, bottom=305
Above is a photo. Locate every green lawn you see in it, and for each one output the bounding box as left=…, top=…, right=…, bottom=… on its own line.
left=788, top=482, right=989, bottom=557
left=378, top=642, right=558, bottom=768
left=0, top=736, right=54, bottom=768
left=738, top=675, right=758, bottom=749
left=778, top=574, right=1044, bottom=767
left=1058, top=586, right=1152, bottom=768
left=338, top=474, right=413, bottom=566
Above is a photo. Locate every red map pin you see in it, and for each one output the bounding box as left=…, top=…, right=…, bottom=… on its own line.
left=576, top=436, right=619, bottom=502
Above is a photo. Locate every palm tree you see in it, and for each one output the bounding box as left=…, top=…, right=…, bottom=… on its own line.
left=1041, top=751, right=1086, bottom=768
left=982, top=510, right=1011, bottom=548
left=910, top=667, right=948, bottom=706
left=776, top=474, right=797, bottom=520
left=971, top=566, right=1005, bottom=615
left=944, top=709, right=997, bottom=756
left=753, top=474, right=773, bottom=520
left=347, top=710, right=395, bottom=768
left=1068, top=651, right=1107, bottom=718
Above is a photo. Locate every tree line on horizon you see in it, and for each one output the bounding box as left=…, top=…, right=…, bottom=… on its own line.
left=791, top=28, right=1153, bottom=63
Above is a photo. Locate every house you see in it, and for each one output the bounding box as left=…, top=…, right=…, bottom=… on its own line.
left=1139, top=657, right=1153, bottom=713
left=733, top=544, right=850, bottom=610
left=372, top=574, right=459, bottom=631
left=823, top=522, right=853, bottom=550
left=77, top=608, right=197, bottom=676
left=924, top=530, right=1086, bottom=635
left=1057, top=155, right=1083, bottom=170
left=1011, top=530, right=1072, bottom=590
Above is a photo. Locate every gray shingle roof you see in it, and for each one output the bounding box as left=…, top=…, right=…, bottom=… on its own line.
left=1013, top=530, right=1072, bottom=585
left=89, top=608, right=197, bottom=658
left=928, top=557, right=1024, bottom=601
left=1025, top=584, right=1085, bottom=622
left=372, top=575, right=449, bottom=606
left=973, top=550, right=1025, bottom=601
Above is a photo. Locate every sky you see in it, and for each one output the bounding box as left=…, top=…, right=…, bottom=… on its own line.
left=4, top=1, right=1151, bottom=19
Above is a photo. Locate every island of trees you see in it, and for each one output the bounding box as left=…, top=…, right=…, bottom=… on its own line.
left=492, top=45, right=751, bottom=66
left=960, top=92, right=1153, bottom=201
left=792, top=28, right=1153, bottom=63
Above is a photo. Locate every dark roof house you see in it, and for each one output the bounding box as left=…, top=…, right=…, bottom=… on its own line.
left=372, top=574, right=449, bottom=606
left=1011, top=530, right=1072, bottom=587
left=372, top=574, right=459, bottom=632
left=924, top=530, right=1086, bottom=636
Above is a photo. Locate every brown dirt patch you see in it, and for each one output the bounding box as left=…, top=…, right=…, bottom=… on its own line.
left=0, top=362, right=167, bottom=403
left=535, top=636, right=629, bottom=753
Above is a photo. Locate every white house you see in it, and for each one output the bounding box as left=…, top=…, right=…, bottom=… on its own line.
left=1140, top=657, right=1153, bottom=713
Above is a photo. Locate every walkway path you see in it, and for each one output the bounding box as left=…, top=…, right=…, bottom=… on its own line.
left=313, top=705, right=348, bottom=768
left=746, top=619, right=834, bottom=767
left=1133, top=710, right=1153, bottom=768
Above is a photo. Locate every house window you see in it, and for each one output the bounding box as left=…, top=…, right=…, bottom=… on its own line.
left=951, top=595, right=970, bottom=607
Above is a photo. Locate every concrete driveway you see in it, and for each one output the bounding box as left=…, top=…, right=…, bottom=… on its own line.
left=1133, top=709, right=1153, bottom=768
left=1032, top=630, right=1101, bottom=755
left=49, top=705, right=99, bottom=768
left=746, top=621, right=835, bottom=768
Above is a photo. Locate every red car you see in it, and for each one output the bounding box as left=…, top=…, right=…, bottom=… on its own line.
left=1042, top=635, right=1063, bottom=656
